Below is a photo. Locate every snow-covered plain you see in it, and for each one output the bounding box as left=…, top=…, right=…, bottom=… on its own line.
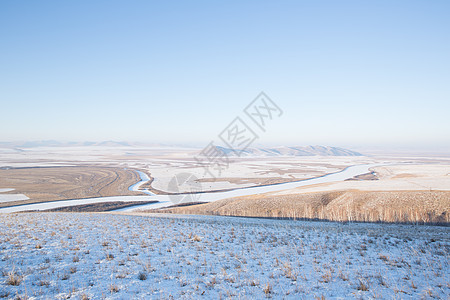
left=0, top=194, right=29, bottom=203
left=0, top=145, right=379, bottom=193
left=0, top=189, right=29, bottom=203
left=0, top=163, right=383, bottom=213
left=0, top=213, right=448, bottom=299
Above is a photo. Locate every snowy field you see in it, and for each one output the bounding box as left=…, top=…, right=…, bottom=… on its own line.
left=0, top=145, right=379, bottom=193
left=0, top=189, right=29, bottom=203
left=0, top=213, right=448, bottom=299
left=0, top=163, right=383, bottom=213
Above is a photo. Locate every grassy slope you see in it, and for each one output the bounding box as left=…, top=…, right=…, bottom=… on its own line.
left=155, top=190, right=450, bottom=225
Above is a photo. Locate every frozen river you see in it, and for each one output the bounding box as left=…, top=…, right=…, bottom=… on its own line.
left=0, top=163, right=384, bottom=213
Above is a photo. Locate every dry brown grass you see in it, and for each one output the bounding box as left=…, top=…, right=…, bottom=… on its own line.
left=6, top=270, right=22, bottom=286
left=110, top=284, right=120, bottom=293
left=0, top=166, right=144, bottom=208
left=152, top=190, right=450, bottom=225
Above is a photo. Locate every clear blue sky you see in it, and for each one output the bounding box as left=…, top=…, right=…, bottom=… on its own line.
left=1, top=1, right=449, bottom=150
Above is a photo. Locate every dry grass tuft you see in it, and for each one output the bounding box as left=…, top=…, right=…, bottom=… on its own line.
left=6, top=270, right=22, bottom=286
left=263, top=282, right=272, bottom=295
left=110, top=284, right=120, bottom=293
left=80, top=294, right=90, bottom=300
left=357, top=279, right=369, bottom=291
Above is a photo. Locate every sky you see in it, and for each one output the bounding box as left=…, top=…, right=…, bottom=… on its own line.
left=1, top=0, right=449, bottom=151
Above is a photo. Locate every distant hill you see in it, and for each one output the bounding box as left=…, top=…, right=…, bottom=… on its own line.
left=0, top=141, right=363, bottom=156
left=0, top=140, right=134, bottom=148
left=215, top=145, right=363, bottom=156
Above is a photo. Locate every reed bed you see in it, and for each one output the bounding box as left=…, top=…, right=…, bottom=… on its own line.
left=152, top=190, right=450, bottom=225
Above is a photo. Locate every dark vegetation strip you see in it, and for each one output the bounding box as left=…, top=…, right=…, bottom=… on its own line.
left=44, top=201, right=158, bottom=212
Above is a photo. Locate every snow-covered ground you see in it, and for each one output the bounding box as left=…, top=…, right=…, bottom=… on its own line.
left=274, top=164, right=450, bottom=195
left=0, top=195, right=29, bottom=203
left=0, top=189, right=29, bottom=203
left=0, top=213, right=448, bottom=299
left=0, top=163, right=383, bottom=213
left=0, top=145, right=380, bottom=192
left=148, top=156, right=377, bottom=192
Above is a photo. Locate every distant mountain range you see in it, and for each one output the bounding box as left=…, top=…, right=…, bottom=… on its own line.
left=0, top=140, right=134, bottom=148
left=215, top=145, right=363, bottom=156
left=0, top=140, right=171, bottom=149
left=0, top=141, right=363, bottom=156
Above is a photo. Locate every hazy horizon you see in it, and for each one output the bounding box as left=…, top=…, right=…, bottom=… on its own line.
left=1, top=139, right=449, bottom=155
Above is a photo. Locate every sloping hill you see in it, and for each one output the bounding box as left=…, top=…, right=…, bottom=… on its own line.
left=215, top=145, right=362, bottom=156
left=155, top=190, right=450, bottom=225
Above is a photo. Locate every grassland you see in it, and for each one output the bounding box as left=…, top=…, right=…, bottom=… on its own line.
left=151, top=190, right=450, bottom=225
left=0, top=166, right=143, bottom=208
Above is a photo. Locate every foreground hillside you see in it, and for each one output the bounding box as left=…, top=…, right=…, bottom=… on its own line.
left=0, top=213, right=448, bottom=299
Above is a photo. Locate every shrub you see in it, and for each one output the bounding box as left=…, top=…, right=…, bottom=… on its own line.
left=138, top=272, right=147, bottom=281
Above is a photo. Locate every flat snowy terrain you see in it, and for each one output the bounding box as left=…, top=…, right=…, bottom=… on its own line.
left=0, top=189, right=29, bottom=203
left=0, top=213, right=448, bottom=299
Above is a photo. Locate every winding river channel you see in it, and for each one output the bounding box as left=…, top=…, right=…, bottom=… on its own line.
left=0, top=163, right=385, bottom=213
